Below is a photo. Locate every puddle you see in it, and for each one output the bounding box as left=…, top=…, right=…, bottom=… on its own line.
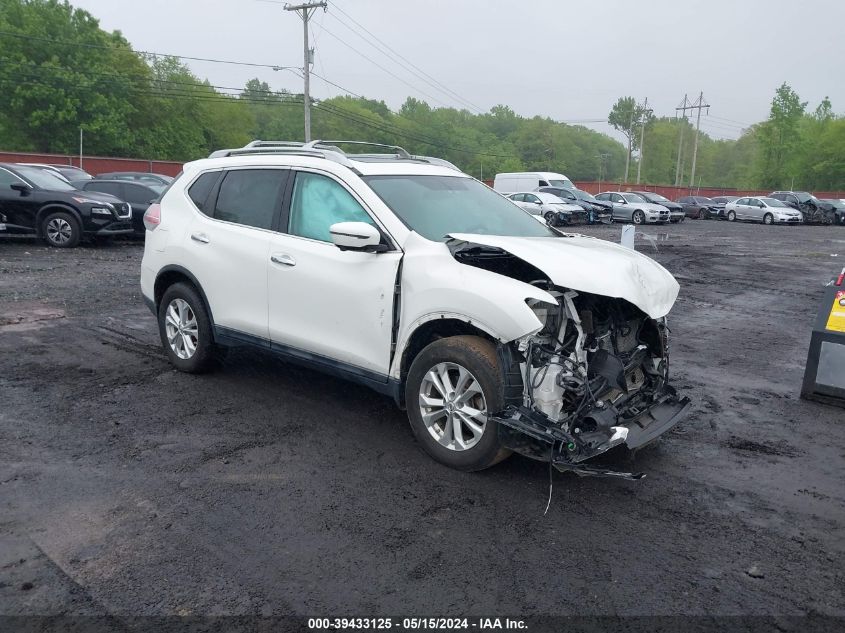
left=0, top=307, right=65, bottom=332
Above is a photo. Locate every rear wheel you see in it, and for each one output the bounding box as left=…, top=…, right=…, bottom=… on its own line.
left=405, top=336, right=510, bottom=471
left=727, top=210, right=736, bottom=222
left=158, top=282, right=220, bottom=373
left=41, top=211, right=81, bottom=248
left=632, top=210, right=645, bottom=224
left=763, top=213, right=774, bottom=225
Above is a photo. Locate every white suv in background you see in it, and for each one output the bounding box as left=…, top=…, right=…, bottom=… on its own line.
left=140, top=140, right=689, bottom=477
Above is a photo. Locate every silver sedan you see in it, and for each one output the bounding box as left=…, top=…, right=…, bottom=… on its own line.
left=595, top=192, right=670, bottom=224
left=724, top=197, right=802, bottom=224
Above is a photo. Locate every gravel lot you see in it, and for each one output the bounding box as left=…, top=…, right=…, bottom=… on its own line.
left=1, top=221, right=844, bottom=627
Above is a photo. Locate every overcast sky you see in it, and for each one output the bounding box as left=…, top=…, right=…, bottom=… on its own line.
left=71, top=0, right=845, bottom=142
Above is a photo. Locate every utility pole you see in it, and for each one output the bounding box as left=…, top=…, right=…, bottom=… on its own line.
left=674, top=94, right=690, bottom=186
left=635, top=97, right=652, bottom=185
left=79, top=127, right=83, bottom=169
left=595, top=153, right=609, bottom=191
left=687, top=92, right=709, bottom=188
left=284, top=1, right=327, bottom=142
left=623, top=105, right=635, bottom=184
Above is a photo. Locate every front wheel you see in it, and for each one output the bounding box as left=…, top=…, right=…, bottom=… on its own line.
left=698, top=208, right=708, bottom=220
left=544, top=211, right=556, bottom=227
left=632, top=210, right=645, bottom=224
left=763, top=213, right=774, bottom=225
left=42, top=211, right=81, bottom=248
left=405, top=336, right=510, bottom=471
left=727, top=210, right=736, bottom=222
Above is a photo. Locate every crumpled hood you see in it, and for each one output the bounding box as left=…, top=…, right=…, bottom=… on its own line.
left=447, top=233, right=680, bottom=319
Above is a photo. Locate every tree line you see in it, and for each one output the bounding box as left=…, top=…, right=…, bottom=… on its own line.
left=1, top=0, right=842, bottom=191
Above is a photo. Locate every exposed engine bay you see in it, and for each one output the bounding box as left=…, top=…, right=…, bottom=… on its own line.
left=450, top=241, right=691, bottom=479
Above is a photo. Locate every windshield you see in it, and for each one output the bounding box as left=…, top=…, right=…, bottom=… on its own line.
left=364, top=175, right=556, bottom=240
left=622, top=193, right=647, bottom=203
left=15, top=166, right=76, bottom=191
left=548, top=178, right=574, bottom=189
left=761, top=197, right=789, bottom=208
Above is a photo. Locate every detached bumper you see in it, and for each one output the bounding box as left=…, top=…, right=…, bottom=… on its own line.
left=494, top=386, right=691, bottom=479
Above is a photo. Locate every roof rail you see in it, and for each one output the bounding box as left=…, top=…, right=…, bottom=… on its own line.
left=208, top=139, right=461, bottom=171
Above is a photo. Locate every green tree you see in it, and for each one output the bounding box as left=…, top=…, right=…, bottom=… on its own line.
left=755, top=83, right=807, bottom=189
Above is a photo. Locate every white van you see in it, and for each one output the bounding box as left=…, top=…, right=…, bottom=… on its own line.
left=493, top=171, right=575, bottom=193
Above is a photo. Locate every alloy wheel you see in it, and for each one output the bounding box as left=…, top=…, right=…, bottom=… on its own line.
left=46, top=218, right=72, bottom=245
left=165, top=298, right=199, bottom=360
left=418, top=362, right=487, bottom=451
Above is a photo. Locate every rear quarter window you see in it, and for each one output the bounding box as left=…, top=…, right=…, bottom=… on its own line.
left=187, top=171, right=220, bottom=214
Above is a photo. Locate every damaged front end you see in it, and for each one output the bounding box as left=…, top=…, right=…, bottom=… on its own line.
left=496, top=289, right=690, bottom=479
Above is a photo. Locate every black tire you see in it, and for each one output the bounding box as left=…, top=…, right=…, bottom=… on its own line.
left=763, top=213, right=774, bottom=225
left=632, top=210, right=645, bottom=224
left=698, top=208, right=708, bottom=220
left=544, top=211, right=556, bottom=227
left=405, top=335, right=511, bottom=471
left=41, top=211, right=81, bottom=248
left=727, top=210, right=736, bottom=222
left=157, top=282, right=221, bottom=373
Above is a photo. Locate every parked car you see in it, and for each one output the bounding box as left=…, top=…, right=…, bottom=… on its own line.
left=594, top=191, right=670, bottom=224
left=820, top=199, right=845, bottom=225
left=141, top=139, right=689, bottom=475
left=677, top=195, right=718, bottom=220
left=493, top=171, right=575, bottom=193
left=0, top=163, right=132, bottom=247
left=631, top=191, right=685, bottom=223
left=95, top=171, right=174, bottom=186
left=769, top=191, right=837, bottom=224
left=76, top=179, right=165, bottom=235
left=709, top=196, right=739, bottom=219
left=537, top=187, right=613, bottom=224
left=18, top=163, right=93, bottom=182
left=506, top=191, right=587, bottom=226
left=724, top=197, right=803, bottom=225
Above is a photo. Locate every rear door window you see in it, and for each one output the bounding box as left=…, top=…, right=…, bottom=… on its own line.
left=214, top=169, right=286, bottom=230
left=123, top=183, right=155, bottom=204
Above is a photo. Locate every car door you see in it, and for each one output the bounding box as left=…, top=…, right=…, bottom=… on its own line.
left=611, top=194, right=627, bottom=220
left=267, top=169, right=403, bottom=377
left=744, top=198, right=761, bottom=221
left=184, top=168, right=288, bottom=341
left=523, top=193, right=543, bottom=215
left=0, top=167, right=36, bottom=234
left=509, top=193, right=528, bottom=211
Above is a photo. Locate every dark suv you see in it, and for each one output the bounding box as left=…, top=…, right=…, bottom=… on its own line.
left=0, top=163, right=133, bottom=247
left=769, top=191, right=837, bottom=224
left=678, top=195, right=717, bottom=220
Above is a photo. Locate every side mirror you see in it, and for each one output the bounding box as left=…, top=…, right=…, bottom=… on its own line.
left=329, top=221, right=387, bottom=253
left=11, top=182, right=31, bottom=196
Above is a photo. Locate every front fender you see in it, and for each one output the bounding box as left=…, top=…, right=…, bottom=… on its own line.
left=390, top=233, right=557, bottom=379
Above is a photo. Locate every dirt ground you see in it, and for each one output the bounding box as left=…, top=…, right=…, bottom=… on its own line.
left=1, top=220, right=843, bottom=628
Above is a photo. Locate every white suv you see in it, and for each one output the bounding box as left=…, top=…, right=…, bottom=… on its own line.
left=141, top=141, right=689, bottom=477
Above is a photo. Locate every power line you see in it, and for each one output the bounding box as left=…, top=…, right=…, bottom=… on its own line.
left=316, top=23, right=453, bottom=109
left=323, top=7, right=483, bottom=113
left=0, top=30, right=290, bottom=70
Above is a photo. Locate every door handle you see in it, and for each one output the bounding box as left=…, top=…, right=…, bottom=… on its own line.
left=191, top=233, right=210, bottom=244
left=270, top=253, right=296, bottom=267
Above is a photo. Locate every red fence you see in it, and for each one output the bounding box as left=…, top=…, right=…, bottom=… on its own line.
left=0, top=150, right=183, bottom=177
left=4, top=151, right=845, bottom=199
